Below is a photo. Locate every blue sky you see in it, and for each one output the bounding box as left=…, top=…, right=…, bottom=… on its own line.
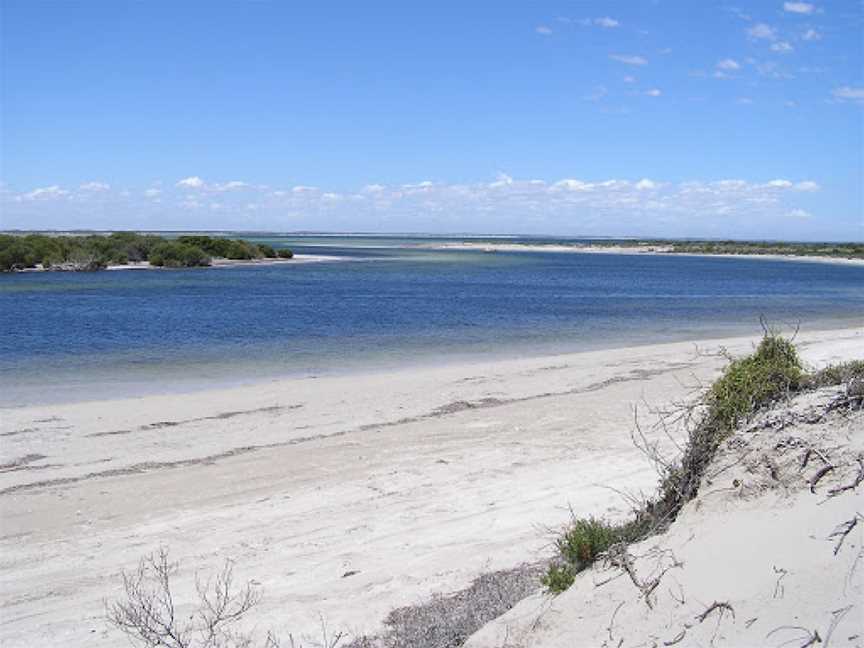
left=1, top=1, right=861, bottom=239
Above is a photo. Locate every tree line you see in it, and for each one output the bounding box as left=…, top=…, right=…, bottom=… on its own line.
left=0, top=232, right=294, bottom=272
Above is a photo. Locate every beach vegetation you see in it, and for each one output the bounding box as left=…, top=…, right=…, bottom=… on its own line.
left=0, top=232, right=294, bottom=272
left=108, top=548, right=342, bottom=648
left=148, top=241, right=211, bottom=268
left=585, top=239, right=864, bottom=259
left=277, top=248, right=294, bottom=259
left=804, top=359, right=864, bottom=388
left=543, top=331, right=805, bottom=593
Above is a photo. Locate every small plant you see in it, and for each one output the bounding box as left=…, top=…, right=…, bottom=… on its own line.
left=704, top=334, right=802, bottom=433
left=805, top=360, right=864, bottom=388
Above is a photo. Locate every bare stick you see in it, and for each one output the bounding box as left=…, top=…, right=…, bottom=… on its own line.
left=810, top=464, right=835, bottom=493
left=828, top=456, right=864, bottom=497
left=829, top=516, right=860, bottom=556
left=695, top=601, right=735, bottom=624
left=606, top=601, right=625, bottom=644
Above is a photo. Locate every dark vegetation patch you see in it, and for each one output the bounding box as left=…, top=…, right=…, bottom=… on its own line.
left=803, top=360, right=864, bottom=389
left=345, top=563, right=543, bottom=648
left=0, top=232, right=293, bottom=271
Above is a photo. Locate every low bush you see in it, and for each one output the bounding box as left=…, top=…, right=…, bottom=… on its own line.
left=257, top=243, right=277, bottom=258
left=544, top=332, right=805, bottom=593
left=804, top=360, right=864, bottom=388
left=148, top=242, right=211, bottom=268
left=277, top=248, right=294, bottom=259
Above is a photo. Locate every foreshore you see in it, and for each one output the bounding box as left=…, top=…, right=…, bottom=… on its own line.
left=1, top=326, right=862, bottom=646
left=423, top=242, right=864, bottom=265
left=19, top=254, right=344, bottom=272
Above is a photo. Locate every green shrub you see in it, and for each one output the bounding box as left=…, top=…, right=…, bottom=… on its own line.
left=544, top=332, right=805, bottom=595
left=256, top=243, right=277, bottom=258
left=0, top=240, right=39, bottom=270
left=704, top=335, right=802, bottom=432
left=805, top=360, right=864, bottom=388
left=148, top=242, right=210, bottom=268
left=277, top=248, right=294, bottom=259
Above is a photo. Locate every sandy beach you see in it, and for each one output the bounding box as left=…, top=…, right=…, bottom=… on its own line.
left=1, top=327, right=862, bottom=646
left=424, top=242, right=864, bottom=266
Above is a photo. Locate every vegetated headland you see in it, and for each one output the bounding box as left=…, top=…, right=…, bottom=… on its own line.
left=0, top=232, right=294, bottom=272
left=432, top=238, right=864, bottom=261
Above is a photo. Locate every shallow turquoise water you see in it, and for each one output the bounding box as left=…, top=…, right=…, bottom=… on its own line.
left=2, top=237, right=862, bottom=405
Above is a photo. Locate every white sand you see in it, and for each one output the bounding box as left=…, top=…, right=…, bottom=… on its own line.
left=1, top=327, right=862, bottom=646
left=424, top=242, right=864, bottom=266
left=101, top=254, right=343, bottom=271
left=465, top=381, right=864, bottom=648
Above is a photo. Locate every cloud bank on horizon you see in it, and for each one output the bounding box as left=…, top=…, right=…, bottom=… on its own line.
left=1, top=0, right=861, bottom=239
left=1, top=174, right=838, bottom=239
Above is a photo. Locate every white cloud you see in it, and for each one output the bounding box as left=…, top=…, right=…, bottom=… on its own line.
left=21, top=185, right=69, bottom=200
left=489, top=173, right=514, bottom=188
left=535, top=25, right=552, bottom=35
left=79, top=181, right=110, bottom=192
left=794, top=180, right=820, bottom=191
left=553, top=179, right=594, bottom=191
left=832, top=86, right=864, bottom=103
left=717, top=59, right=741, bottom=70
left=595, top=17, right=620, bottom=28
left=645, top=88, right=662, bottom=97
left=212, top=180, right=249, bottom=191
left=788, top=208, right=811, bottom=219
left=3, top=175, right=827, bottom=236
left=737, top=97, right=754, bottom=104
left=623, top=75, right=636, bottom=84
left=176, top=176, right=205, bottom=188
left=802, top=28, right=821, bottom=41
left=783, top=2, right=815, bottom=14
left=770, top=41, right=794, bottom=53
left=747, top=23, right=777, bottom=40
left=610, top=54, right=648, bottom=66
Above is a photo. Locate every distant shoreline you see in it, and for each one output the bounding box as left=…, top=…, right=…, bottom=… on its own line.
left=14, top=254, right=344, bottom=273
left=422, top=242, right=864, bottom=266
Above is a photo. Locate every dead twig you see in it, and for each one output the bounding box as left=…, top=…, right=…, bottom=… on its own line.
left=695, top=601, right=735, bottom=624
left=810, top=464, right=835, bottom=493
left=606, top=601, right=625, bottom=644
left=828, top=515, right=861, bottom=556
left=773, top=566, right=788, bottom=599
left=828, top=456, right=864, bottom=497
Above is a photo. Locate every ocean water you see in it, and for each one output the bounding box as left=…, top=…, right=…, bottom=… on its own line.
left=2, top=236, right=863, bottom=406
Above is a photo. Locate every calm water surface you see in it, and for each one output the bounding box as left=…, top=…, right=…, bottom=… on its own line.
left=2, top=237, right=862, bottom=405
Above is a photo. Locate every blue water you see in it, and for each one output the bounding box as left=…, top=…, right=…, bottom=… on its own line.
left=2, top=237, right=863, bottom=405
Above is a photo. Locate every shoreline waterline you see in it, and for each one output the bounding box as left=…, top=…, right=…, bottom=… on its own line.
left=4, top=323, right=862, bottom=409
